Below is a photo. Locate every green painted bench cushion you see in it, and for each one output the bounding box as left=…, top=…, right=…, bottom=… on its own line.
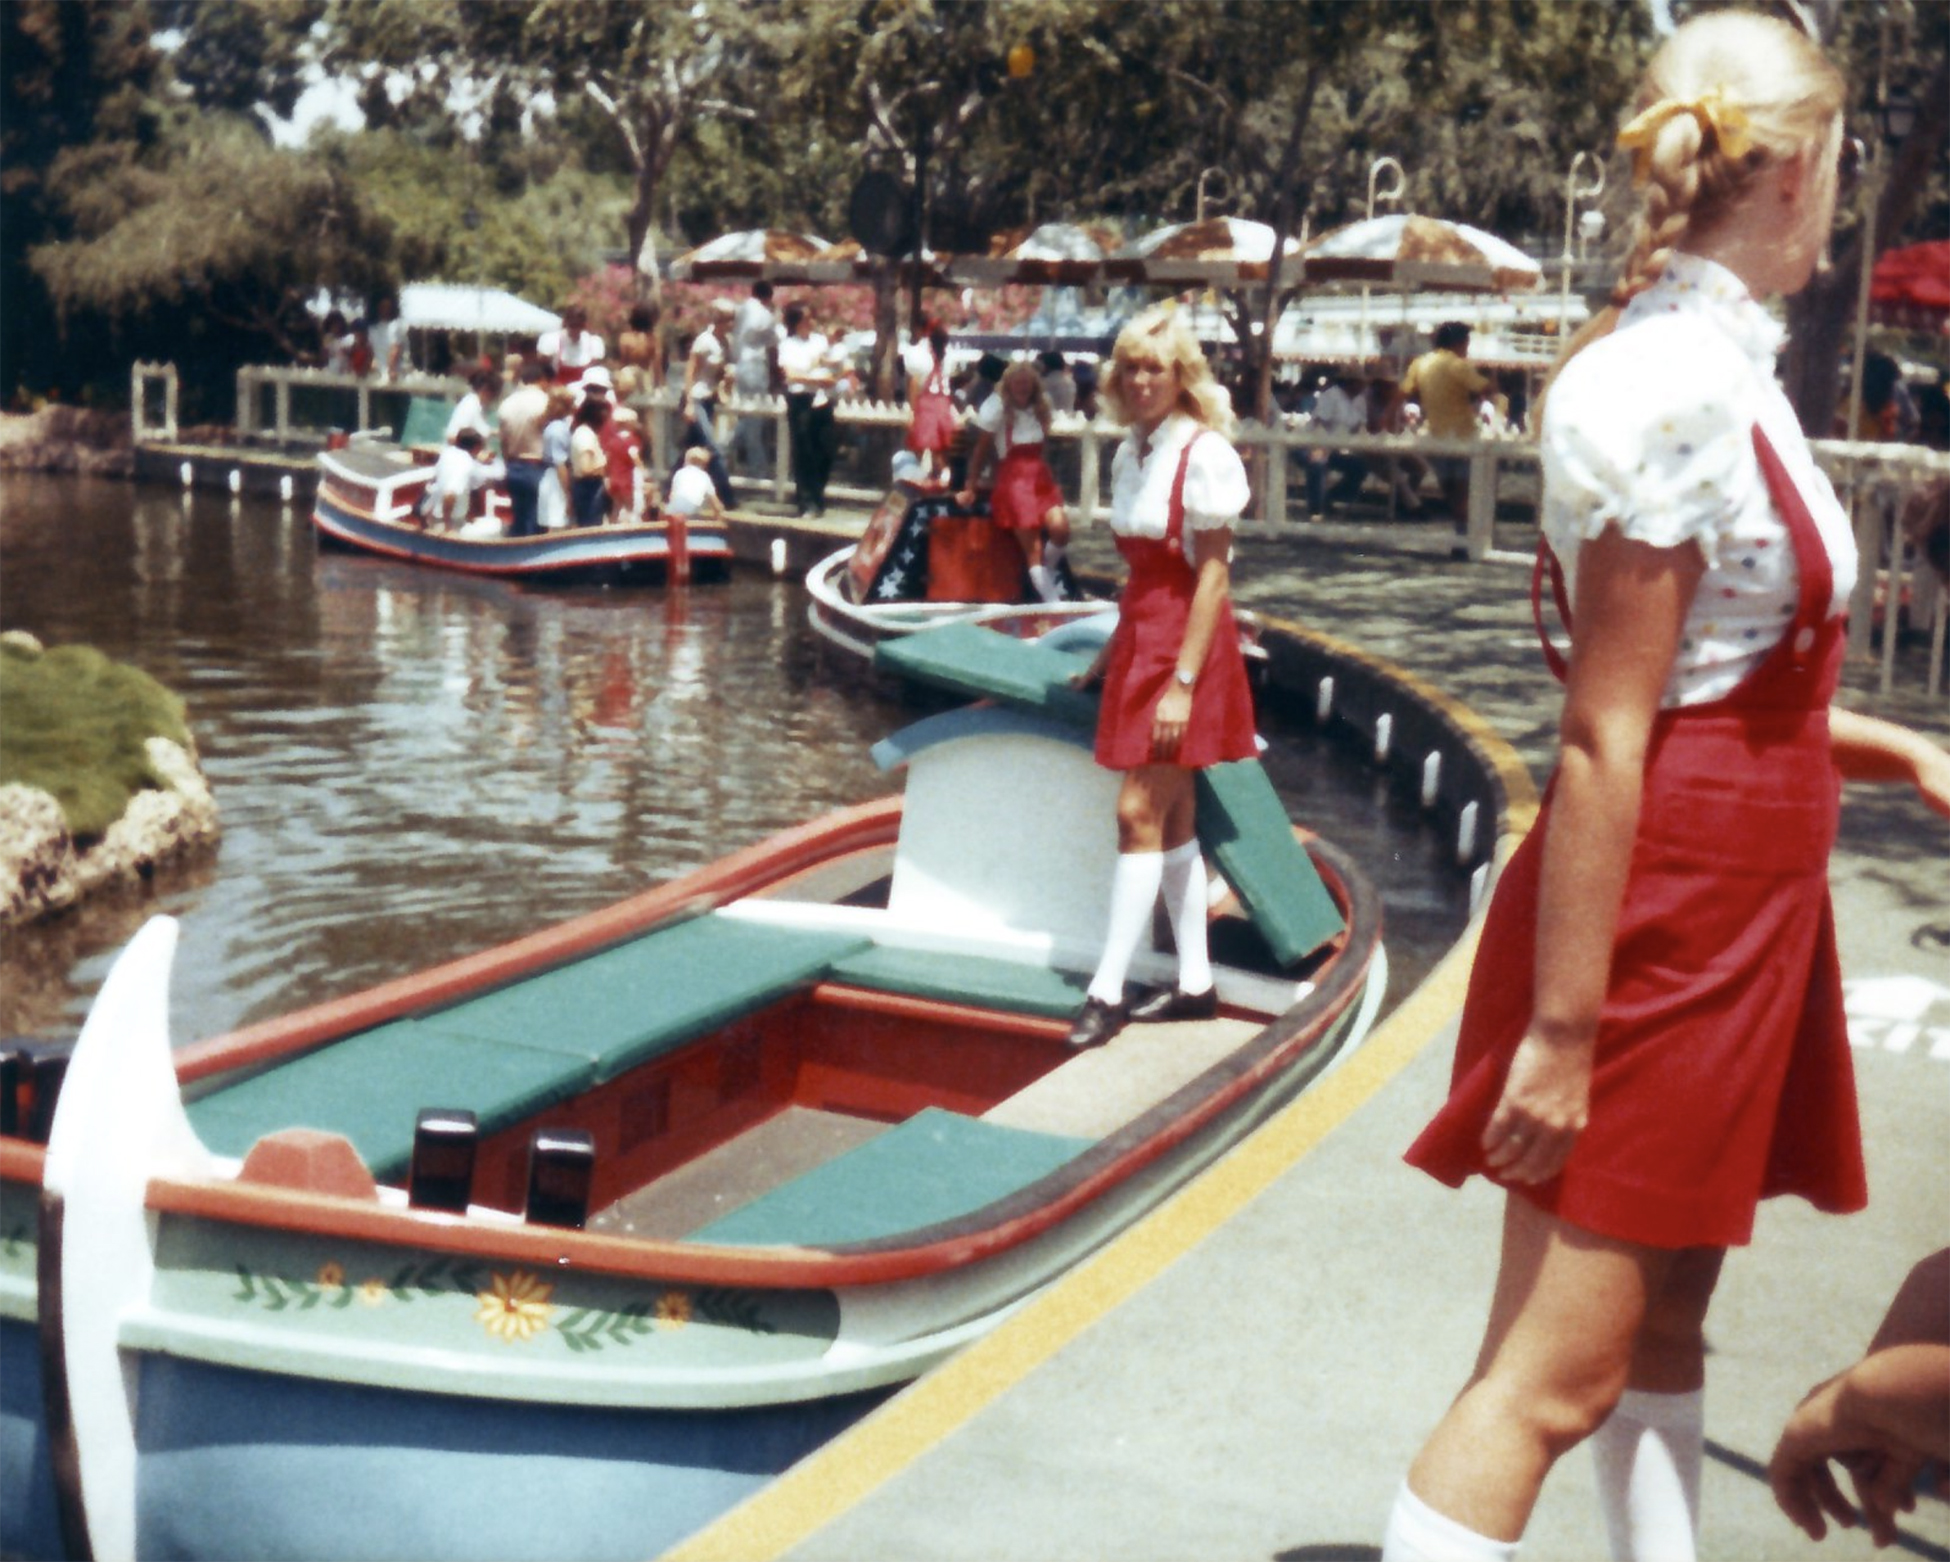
left=187, top=1023, right=597, bottom=1179
left=1195, top=760, right=1344, bottom=964
left=874, top=623, right=1098, bottom=729
left=689, top=1107, right=1089, bottom=1247
left=398, top=397, right=457, bottom=450
left=187, top=916, right=873, bottom=1178
left=826, top=946, right=1091, bottom=1020
left=419, top=917, right=872, bottom=1081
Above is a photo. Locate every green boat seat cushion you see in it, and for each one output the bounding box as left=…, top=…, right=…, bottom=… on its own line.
left=690, top=1107, right=1089, bottom=1248
left=187, top=1023, right=595, bottom=1180
left=874, top=623, right=1099, bottom=729
left=1195, top=761, right=1345, bottom=965
left=398, top=397, right=458, bottom=450
left=825, top=946, right=1091, bottom=1020
left=188, top=916, right=872, bottom=1180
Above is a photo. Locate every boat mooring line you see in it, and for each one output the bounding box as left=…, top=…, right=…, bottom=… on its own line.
left=663, top=624, right=1537, bottom=1562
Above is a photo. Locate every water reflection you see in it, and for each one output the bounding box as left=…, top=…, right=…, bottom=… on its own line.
left=1, top=473, right=1469, bottom=1050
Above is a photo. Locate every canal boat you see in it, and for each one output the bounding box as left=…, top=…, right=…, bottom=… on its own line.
left=11, top=626, right=1383, bottom=1562
left=313, top=443, right=733, bottom=587
left=805, top=481, right=1109, bottom=666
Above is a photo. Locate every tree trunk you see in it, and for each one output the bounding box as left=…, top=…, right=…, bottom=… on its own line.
left=870, top=261, right=900, bottom=402
left=1782, top=261, right=1857, bottom=438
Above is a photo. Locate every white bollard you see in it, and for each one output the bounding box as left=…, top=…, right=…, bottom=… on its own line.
left=1456, top=800, right=1480, bottom=864
left=227, top=469, right=242, bottom=495
left=179, top=461, right=193, bottom=488
left=770, top=537, right=788, bottom=576
left=1374, top=712, right=1392, bottom=764
left=1421, top=752, right=1442, bottom=809
left=1316, top=675, right=1335, bottom=724
left=279, top=474, right=294, bottom=503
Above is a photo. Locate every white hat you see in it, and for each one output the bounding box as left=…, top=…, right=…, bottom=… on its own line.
left=577, top=365, right=615, bottom=392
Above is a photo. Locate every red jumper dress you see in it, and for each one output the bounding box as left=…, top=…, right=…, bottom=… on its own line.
left=905, top=354, right=957, bottom=456
left=989, top=421, right=1066, bottom=532
left=1404, top=427, right=1866, bottom=1250
left=1095, top=434, right=1259, bottom=773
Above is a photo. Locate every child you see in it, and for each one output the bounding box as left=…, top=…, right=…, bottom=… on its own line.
left=957, top=359, right=1072, bottom=603
left=423, top=429, right=504, bottom=531
left=667, top=446, right=726, bottom=521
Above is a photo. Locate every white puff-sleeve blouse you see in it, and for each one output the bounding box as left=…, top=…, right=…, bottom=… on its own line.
left=1541, top=253, right=1856, bottom=708
left=1109, top=413, right=1251, bottom=562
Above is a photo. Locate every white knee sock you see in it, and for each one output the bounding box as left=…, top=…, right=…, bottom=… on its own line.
left=1382, top=1482, right=1520, bottom=1561
left=1591, top=1388, right=1704, bottom=1562
left=1086, top=851, right=1162, bottom=1005
left=1159, top=839, right=1212, bottom=995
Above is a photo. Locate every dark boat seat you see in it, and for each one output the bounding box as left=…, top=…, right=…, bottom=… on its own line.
left=874, top=624, right=1346, bottom=965
left=687, top=1106, right=1088, bottom=1248
left=823, top=945, right=1091, bottom=1019
left=187, top=916, right=872, bottom=1181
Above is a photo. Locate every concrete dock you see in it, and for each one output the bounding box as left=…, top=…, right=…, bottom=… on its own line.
left=672, top=513, right=1950, bottom=1562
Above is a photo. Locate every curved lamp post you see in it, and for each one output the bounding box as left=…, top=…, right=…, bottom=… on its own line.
left=1560, top=151, right=1606, bottom=337
left=1360, top=156, right=1407, bottom=355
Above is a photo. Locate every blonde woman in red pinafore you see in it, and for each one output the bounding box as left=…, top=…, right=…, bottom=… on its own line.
left=1382, top=14, right=1950, bottom=1562
left=1065, top=304, right=1258, bottom=1052
left=958, top=359, right=1074, bottom=603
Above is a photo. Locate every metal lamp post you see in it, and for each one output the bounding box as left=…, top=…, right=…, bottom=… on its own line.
left=1360, top=156, right=1406, bottom=357
left=1560, top=151, right=1606, bottom=339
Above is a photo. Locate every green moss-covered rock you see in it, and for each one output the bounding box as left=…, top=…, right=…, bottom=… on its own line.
left=0, top=639, right=193, bottom=840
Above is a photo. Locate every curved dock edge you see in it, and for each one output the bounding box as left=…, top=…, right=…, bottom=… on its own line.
left=661, top=619, right=1537, bottom=1562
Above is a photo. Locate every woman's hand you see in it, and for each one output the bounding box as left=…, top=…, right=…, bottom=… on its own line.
left=1481, top=1023, right=1593, bottom=1184
left=1151, top=682, right=1193, bottom=762
left=955, top=487, right=978, bottom=511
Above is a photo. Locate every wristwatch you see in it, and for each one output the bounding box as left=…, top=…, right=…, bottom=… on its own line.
left=1172, top=668, right=1197, bottom=689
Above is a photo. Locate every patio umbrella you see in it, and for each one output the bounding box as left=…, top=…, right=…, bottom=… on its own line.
left=397, top=283, right=560, bottom=336
left=946, top=222, right=1118, bottom=286
left=1106, top=217, right=1304, bottom=287
left=1869, top=240, right=1950, bottom=331
left=1302, top=214, right=1541, bottom=293
left=668, top=229, right=836, bottom=282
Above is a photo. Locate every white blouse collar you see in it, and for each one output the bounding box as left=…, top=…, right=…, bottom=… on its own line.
left=1625, top=252, right=1785, bottom=371
left=1131, top=412, right=1200, bottom=464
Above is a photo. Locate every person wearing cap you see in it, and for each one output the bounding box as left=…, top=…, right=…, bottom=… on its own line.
left=683, top=299, right=737, bottom=504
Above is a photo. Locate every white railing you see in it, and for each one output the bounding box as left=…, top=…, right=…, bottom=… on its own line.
left=232, top=364, right=474, bottom=444
left=131, top=362, right=178, bottom=443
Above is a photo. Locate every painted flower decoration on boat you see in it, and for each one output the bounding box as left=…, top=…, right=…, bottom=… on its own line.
left=358, top=1277, right=389, bottom=1307
left=316, top=1261, right=345, bottom=1293
left=656, top=1290, right=693, bottom=1331
left=476, top=1270, right=556, bottom=1343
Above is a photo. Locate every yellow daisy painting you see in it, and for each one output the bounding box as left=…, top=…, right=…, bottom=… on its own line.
left=476, top=1270, right=556, bottom=1343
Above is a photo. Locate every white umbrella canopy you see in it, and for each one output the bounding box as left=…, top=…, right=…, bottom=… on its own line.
left=1302, top=213, right=1542, bottom=293
left=398, top=283, right=561, bottom=335
left=1107, top=216, right=1305, bottom=286
left=945, top=220, right=1120, bottom=285
left=668, top=229, right=837, bottom=281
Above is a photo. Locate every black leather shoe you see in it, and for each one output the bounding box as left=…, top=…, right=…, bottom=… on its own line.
left=1128, top=985, right=1220, bottom=1024
left=1065, top=997, right=1128, bottom=1051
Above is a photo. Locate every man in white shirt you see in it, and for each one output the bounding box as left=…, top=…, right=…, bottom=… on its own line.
left=1306, top=371, right=1372, bottom=518
left=730, top=281, right=778, bottom=474
left=1040, top=351, right=1077, bottom=414
left=778, top=302, right=839, bottom=517
left=422, top=430, right=505, bottom=530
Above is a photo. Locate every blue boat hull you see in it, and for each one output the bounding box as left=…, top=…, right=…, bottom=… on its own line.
left=1, top=1317, right=64, bottom=1561
left=312, top=490, right=731, bottom=588
left=134, top=1353, right=889, bottom=1562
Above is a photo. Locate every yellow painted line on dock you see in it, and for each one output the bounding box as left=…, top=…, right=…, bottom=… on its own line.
left=661, top=628, right=1536, bottom=1562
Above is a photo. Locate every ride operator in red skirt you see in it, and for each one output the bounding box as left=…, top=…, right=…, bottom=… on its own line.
left=958, top=359, right=1074, bottom=604
left=1380, top=13, right=1950, bottom=1562
left=1066, top=304, right=1259, bottom=1052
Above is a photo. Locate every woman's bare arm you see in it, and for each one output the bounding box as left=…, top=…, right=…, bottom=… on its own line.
left=1151, top=526, right=1234, bottom=762
left=1829, top=707, right=1950, bottom=817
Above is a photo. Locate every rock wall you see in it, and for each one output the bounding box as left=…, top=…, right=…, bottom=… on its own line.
left=0, top=405, right=134, bottom=477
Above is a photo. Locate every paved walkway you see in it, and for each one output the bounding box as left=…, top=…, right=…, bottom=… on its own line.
left=676, top=513, right=1950, bottom=1562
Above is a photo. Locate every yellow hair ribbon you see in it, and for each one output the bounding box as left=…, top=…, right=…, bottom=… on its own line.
left=1616, top=88, right=1754, bottom=183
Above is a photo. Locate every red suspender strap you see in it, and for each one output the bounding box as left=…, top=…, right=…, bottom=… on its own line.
left=1531, top=539, right=1573, bottom=683
left=1165, top=433, right=1202, bottom=552
left=1749, top=425, right=1831, bottom=630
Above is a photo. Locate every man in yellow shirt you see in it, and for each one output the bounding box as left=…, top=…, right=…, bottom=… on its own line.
left=1400, top=322, right=1492, bottom=533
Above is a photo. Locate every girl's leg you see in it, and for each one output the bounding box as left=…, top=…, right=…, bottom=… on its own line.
left=1390, top=1195, right=1678, bottom=1551
left=1591, top=1248, right=1724, bottom=1562
left=1076, top=769, right=1192, bottom=1020
left=1157, top=837, right=1212, bottom=996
